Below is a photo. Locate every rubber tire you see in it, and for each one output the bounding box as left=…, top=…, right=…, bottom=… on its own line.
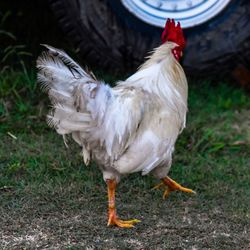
left=48, top=0, right=250, bottom=76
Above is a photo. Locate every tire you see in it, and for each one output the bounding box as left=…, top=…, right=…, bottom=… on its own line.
left=48, top=0, right=250, bottom=76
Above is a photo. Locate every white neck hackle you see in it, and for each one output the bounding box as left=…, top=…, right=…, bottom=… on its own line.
left=121, top=42, right=187, bottom=107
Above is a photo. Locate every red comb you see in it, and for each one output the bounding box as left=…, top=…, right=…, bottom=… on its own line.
left=161, top=19, right=186, bottom=49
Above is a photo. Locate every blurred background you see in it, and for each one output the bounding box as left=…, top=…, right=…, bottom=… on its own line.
left=0, top=0, right=250, bottom=85
left=0, top=0, right=69, bottom=71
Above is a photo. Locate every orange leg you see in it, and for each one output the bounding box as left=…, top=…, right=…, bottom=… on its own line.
left=106, top=179, right=140, bottom=228
left=153, top=176, right=196, bottom=199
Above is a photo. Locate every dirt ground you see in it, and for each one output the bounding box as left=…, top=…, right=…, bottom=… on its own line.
left=1, top=182, right=249, bottom=249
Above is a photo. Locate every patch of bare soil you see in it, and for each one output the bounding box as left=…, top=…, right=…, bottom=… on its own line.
left=0, top=191, right=249, bottom=249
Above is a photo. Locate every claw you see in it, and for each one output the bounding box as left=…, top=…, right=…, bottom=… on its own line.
left=108, top=217, right=141, bottom=228
left=152, top=182, right=164, bottom=190
left=163, top=188, right=171, bottom=199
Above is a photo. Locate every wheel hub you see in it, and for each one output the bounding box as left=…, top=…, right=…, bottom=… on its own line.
left=121, top=0, right=231, bottom=28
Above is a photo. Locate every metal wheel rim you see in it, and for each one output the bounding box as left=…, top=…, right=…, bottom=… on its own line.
left=121, top=0, right=232, bottom=28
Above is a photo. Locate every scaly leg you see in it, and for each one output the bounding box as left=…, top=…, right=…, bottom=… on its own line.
left=106, top=179, right=140, bottom=228
left=153, top=176, right=196, bottom=199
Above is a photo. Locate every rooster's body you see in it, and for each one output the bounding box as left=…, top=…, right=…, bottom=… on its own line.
left=37, top=19, right=195, bottom=228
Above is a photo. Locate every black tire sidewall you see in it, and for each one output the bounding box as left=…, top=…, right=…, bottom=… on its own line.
left=108, top=0, right=250, bottom=75
left=49, top=0, right=250, bottom=75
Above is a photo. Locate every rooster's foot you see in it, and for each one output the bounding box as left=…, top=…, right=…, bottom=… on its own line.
left=153, top=176, right=196, bottom=199
left=108, top=210, right=140, bottom=228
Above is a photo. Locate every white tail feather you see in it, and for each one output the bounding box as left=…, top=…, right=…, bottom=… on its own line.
left=37, top=46, right=98, bottom=133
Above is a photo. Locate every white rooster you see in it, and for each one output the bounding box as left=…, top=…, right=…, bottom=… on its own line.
left=37, top=19, right=195, bottom=228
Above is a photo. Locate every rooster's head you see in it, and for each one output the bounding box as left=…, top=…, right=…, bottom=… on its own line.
left=161, top=19, right=186, bottom=61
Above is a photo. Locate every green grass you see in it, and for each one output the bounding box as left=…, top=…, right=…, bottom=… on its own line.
left=0, top=70, right=250, bottom=249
